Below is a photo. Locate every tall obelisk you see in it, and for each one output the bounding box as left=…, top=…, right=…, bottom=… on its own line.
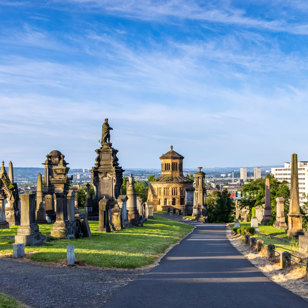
left=262, top=177, right=272, bottom=224
left=287, top=153, right=303, bottom=237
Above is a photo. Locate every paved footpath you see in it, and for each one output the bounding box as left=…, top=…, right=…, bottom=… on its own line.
left=105, top=221, right=308, bottom=308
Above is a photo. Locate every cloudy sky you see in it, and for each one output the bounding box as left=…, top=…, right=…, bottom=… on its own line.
left=1, top=0, right=308, bottom=169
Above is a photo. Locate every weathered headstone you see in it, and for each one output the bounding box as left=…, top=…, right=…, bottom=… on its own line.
left=67, top=245, right=75, bottom=266
left=67, top=191, right=75, bottom=222
left=118, top=195, right=129, bottom=228
left=299, top=232, right=308, bottom=256
left=262, top=177, right=272, bottom=224
left=184, top=187, right=194, bottom=216
left=251, top=217, right=259, bottom=229
left=99, top=197, right=111, bottom=232
left=274, top=197, right=287, bottom=229
left=234, top=219, right=240, bottom=228
left=287, top=153, right=303, bottom=237
left=15, top=193, right=45, bottom=246
left=13, top=243, right=25, bottom=258
left=280, top=251, right=291, bottom=269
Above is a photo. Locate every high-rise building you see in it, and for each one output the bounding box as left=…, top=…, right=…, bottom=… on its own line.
left=240, top=168, right=247, bottom=181
left=271, top=161, right=308, bottom=206
left=254, top=168, right=262, bottom=179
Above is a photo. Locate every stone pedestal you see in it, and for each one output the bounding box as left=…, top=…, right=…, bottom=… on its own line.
left=44, top=194, right=56, bottom=223
left=274, top=197, right=287, bottom=229
left=111, top=204, right=123, bottom=231
left=288, top=214, right=303, bottom=237
left=99, top=197, right=111, bottom=232
left=126, top=174, right=140, bottom=226
left=51, top=193, right=70, bottom=238
left=36, top=173, right=46, bottom=223
left=287, top=153, right=303, bottom=237
left=15, top=194, right=45, bottom=246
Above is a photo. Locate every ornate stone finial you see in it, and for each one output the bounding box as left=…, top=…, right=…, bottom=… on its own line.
left=8, top=161, right=14, bottom=183
left=198, top=167, right=203, bottom=172
left=59, top=154, right=64, bottom=166
left=170, top=145, right=173, bottom=151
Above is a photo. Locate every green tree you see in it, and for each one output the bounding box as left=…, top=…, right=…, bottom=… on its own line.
left=188, top=173, right=195, bottom=181
left=240, top=175, right=290, bottom=219
left=120, top=177, right=149, bottom=202
left=206, top=190, right=235, bottom=223
left=77, top=187, right=87, bottom=208
left=147, top=175, right=157, bottom=182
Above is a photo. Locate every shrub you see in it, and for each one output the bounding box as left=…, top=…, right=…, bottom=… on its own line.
left=232, top=227, right=239, bottom=234
left=239, top=226, right=255, bottom=235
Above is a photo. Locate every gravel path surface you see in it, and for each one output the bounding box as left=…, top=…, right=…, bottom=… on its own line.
left=0, top=258, right=144, bottom=308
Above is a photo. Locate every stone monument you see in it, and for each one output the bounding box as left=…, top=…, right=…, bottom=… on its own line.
left=287, top=153, right=303, bottom=237
left=90, top=119, right=124, bottom=220
left=36, top=173, right=46, bottom=223
left=0, top=194, right=8, bottom=229
left=192, top=167, right=206, bottom=223
left=50, top=152, right=73, bottom=238
left=262, top=177, right=272, bottom=224
left=274, top=197, right=287, bottom=229
left=15, top=193, right=45, bottom=246
left=0, top=161, right=20, bottom=225
left=126, top=174, right=140, bottom=226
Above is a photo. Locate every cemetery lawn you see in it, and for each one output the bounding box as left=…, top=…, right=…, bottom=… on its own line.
left=0, top=293, right=24, bottom=308
left=0, top=215, right=193, bottom=268
left=231, top=222, right=299, bottom=253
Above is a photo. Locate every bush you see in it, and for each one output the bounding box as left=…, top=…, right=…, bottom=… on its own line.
left=232, top=227, right=239, bottom=234
left=252, top=207, right=256, bottom=217
left=238, top=226, right=255, bottom=235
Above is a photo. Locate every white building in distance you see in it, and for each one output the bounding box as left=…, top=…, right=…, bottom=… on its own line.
left=271, top=161, right=308, bottom=206
left=240, top=168, right=247, bottom=181
left=254, top=167, right=262, bottom=179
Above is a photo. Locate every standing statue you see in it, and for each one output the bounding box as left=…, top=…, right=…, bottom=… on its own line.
left=102, top=118, right=113, bottom=144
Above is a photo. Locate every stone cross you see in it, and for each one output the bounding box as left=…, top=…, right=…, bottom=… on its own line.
left=287, top=153, right=303, bottom=237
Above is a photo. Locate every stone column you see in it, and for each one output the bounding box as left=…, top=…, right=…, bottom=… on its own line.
left=36, top=173, right=46, bottom=223
left=67, top=191, right=75, bottom=222
left=117, top=196, right=129, bottom=228
left=51, top=192, right=69, bottom=238
left=193, top=167, right=206, bottom=222
left=262, top=177, right=272, bottom=224
left=288, top=153, right=303, bottom=237
left=15, top=193, right=45, bottom=246
left=126, top=174, right=140, bottom=226
left=8, top=161, right=14, bottom=183
left=275, top=197, right=287, bottom=229
left=0, top=197, right=9, bottom=229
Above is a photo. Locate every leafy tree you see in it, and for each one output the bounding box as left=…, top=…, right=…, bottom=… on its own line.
left=147, top=175, right=157, bottom=182
left=77, top=187, right=87, bottom=208
left=206, top=190, right=235, bottom=223
left=121, top=177, right=128, bottom=195
left=120, top=177, right=149, bottom=202
left=188, top=173, right=194, bottom=181
left=240, top=174, right=290, bottom=218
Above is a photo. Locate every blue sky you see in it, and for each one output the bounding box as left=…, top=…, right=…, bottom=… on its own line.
left=1, top=0, right=308, bottom=169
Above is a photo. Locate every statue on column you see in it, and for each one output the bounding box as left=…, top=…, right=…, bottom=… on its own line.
left=102, top=118, right=113, bottom=145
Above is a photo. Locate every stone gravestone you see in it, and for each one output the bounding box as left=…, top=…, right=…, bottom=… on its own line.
left=234, top=219, right=241, bottom=228
left=256, top=206, right=264, bottom=224
left=288, top=153, right=303, bottom=237
left=67, top=245, right=75, bottom=266
left=274, top=197, right=287, bottom=229
left=15, top=193, right=45, bottom=246
left=251, top=217, right=259, bottom=230
left=13, top=243, right=25, bottom=258
left=118, top=195, right=129, bottom=228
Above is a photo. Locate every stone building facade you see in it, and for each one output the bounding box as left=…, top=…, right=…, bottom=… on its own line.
left=147, top=146, right=193, bottom=213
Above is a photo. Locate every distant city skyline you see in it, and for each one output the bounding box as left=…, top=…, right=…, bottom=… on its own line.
left=1, top=1, right=308, bottom=168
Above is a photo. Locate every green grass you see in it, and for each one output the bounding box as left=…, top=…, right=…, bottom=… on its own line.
left=154, top=210, right=168, bottom=214
left=0, top=216, right=193, bottom=268
left=0, top=293, right=24, bottom=308
left=231, top=222, right=298, bottom=253
left=184, top=216, right=196, bottom=221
